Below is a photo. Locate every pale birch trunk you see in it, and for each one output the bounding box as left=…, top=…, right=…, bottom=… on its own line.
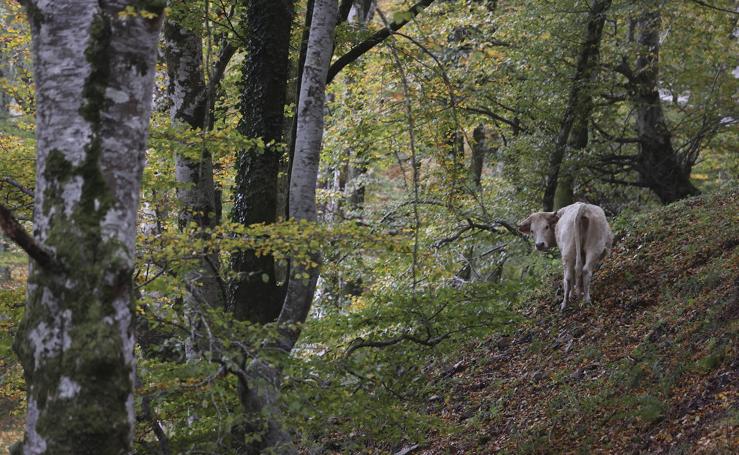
left=12, top=2, right=163, bottom=454
left=278, top=0, right=337, bottom=350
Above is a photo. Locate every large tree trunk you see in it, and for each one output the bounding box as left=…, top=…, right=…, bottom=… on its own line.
left=237, top=1, right=338, bottom=452
left=630, top=10, right=699, bottom=204
left=230, top=0, right=295, bottom=324
left=163, top=18, right=224, bottom=358
left=542, top=0, right=611, bottom=211
left=12, top=2, right=163, bottom=454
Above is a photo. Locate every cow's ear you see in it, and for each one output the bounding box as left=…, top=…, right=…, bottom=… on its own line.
left=549, top=212, right=560, bottom=225
left=518, top=216, right=532, bottom=234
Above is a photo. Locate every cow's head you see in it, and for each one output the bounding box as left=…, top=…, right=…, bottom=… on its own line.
left=518, top=211, right=559, bottom=251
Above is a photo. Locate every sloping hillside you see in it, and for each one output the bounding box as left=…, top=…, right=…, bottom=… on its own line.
left=421, top=191, right=738, bottom=454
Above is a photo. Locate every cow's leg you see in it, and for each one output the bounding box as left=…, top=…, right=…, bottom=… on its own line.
left=561, top=264, right=573, bottom=311
left=573, top=270, right=582, bottom=300
left=582, top=253, right=598, bottom=304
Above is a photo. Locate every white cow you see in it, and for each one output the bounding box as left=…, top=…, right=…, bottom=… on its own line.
left=518, top=202, right=613, bottom=310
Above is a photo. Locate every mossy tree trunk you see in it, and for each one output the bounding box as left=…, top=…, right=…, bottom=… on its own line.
left=163, top=16, right=226, bottom=358
left=542, top=0, right=611, bottom=212
left=12, top=1, right=163, bottom=454
left=230, top=0, right=295, bottom=325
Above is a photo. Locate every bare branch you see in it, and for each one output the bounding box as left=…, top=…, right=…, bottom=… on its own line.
left=205, top=40, right=236, bottom=111
left=592, top=122, right=642, bottom=143
left=463, top=106, right=524, bottom=131
left=433, top=218, right=525, bottom=249
left=1, top=177, right=34, bottom=197
left=327, top=0, right=437, bottom=84
left=686, top=0, right=739, bottom=15
left=0, top=203, right=54, bottom=269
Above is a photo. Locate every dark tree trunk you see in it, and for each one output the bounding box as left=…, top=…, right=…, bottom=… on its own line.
left=470, top=124, right=488, bottom=190
left=543, top=0, right=611, bottom=211
left=11, top=2, right=163, bottom=454
left=553, top=114, right=587, bottom=210
left=346, top=153, right=368, bottom=212
left=456, top=124, right=489, bottom=282
left=230, top=0, right=295, bottom=324
left=235, top=4, right=338, bottom=453
left=630, top=10, right=699, bottom=204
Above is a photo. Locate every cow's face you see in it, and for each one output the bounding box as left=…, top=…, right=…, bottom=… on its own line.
left=518, top=212, right=559, bottom=251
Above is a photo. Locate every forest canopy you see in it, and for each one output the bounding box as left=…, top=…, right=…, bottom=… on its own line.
left=0, top=0, right=736, bottom=453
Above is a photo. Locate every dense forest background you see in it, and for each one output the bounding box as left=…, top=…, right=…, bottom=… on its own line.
left=0, top=0, right=736, bottom=454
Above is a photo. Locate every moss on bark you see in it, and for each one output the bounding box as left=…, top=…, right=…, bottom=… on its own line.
left=13, top=9, right=138, bottom=454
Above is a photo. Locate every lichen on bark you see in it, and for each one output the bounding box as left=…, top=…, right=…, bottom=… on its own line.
left=13, top=2, right=163, bottom=453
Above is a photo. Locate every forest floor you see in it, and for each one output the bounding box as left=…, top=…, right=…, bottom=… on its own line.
left=418, top=191, right=738, bottom=454
left=2, top=192, right=737, bottom=454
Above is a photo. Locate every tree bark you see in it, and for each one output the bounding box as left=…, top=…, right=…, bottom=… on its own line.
left=230, top=0, right=295, bottom=324
left=542, top=0, right=611, bottom=211
left=237, top=1, right=338, bottom=452
left=629, top=10, right=699, bottom=203
left=553, top=114, right=587, bottom=210
left=470, top=124, right=488, bottom=190
left=11, top=2, right=163, bottom=454
left=346, top=152, right=368, bottom=213
left=163, top=17, right=225, bottom=358
left=278, top=0, right=337, bottom=351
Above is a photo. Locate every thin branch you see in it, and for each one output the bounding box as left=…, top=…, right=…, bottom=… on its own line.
left=1, top=177, right=34, bottom=197
left=463, top=106, right=523, bottom=131
left=137, top=375, right=172, bottom=455
left=0, top=203, right=55, bottom=269
left=344, top=331, right=450, bottom=358
left=608, top=57, right=634, bottom=82
left=392, top=30, right=469, bottom=146
left=375, top=8, right=424, bottom=303
left=326, top=0, right=437, bottom=84
left=433, top=218, right=524, bottom=248
left=592, top=121, right=642, bottom=143
left=686, top=0, right=739, bottom=15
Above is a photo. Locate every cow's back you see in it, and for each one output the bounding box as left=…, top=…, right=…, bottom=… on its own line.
left=555, top=203, right=612, bottom=260
left=581, top=204, right=613, bottom=257
left=554, top=203, right=583, bottom=262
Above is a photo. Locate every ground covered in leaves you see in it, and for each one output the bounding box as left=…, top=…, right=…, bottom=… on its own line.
left=3, top=192, right=737, bottom=454
left=418, top=191, right=738, bottom=454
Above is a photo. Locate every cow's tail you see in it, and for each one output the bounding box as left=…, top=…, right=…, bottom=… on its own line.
left=574, top=203, right=586, bottom=294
